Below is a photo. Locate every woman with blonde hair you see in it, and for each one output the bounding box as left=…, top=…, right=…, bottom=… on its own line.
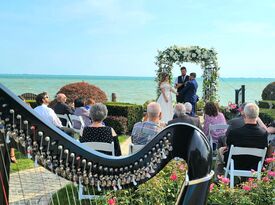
left=157, top=72, right=177, bottom=123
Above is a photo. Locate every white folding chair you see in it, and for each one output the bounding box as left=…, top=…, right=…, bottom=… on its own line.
left=83, top=141, right=115, bottom=156
left=208, top=124, right=229, bottom=160
left=128, top=142, right=144, bottom=154
left=69, top=114, right=85, bottom=136
left=56, top=114, right=72, bottom=128
left=224, top=145, right=267, bottom=188
left=78, top=141, right=115, bottom=200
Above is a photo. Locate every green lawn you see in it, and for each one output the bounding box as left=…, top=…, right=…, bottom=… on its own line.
left=118, top=135, right=129, bottom=144
left=10, top=151, right=34, bottom=173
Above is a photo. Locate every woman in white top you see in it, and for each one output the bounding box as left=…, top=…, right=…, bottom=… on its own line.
left=157, top=73, right=177, bottom=123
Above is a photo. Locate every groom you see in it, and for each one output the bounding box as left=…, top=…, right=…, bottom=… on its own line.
left=180, top=72, right=198, bottom=116
left=174, top=66, right=189, bottom=103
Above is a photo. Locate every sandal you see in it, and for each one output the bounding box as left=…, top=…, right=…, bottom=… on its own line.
left=11, top=155, right=17, bottom=163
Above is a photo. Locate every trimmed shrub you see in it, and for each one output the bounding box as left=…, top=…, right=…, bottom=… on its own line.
left=105, top=102, right=143, bottom=132
left=259, top=108, right=275, bottom=125
left=104, top=116, right=128, bottom=135
left=25, top=100, right=37, bottom=108
left=258, top=100, right=275, bottom=109
left=56, top=82, right=108, bottom=104
left=261, top=82, right=275, bottom=100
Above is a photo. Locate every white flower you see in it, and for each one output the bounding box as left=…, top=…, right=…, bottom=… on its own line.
left=192, top=53, right=197, bottom=58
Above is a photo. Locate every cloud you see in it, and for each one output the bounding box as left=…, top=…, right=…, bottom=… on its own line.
left=63, top=0, right=154, bottom=34
left=215, top=21, right=275, bottom=38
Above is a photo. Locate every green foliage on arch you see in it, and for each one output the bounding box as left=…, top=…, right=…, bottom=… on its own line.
left=155, top=45, right=220, bottom=102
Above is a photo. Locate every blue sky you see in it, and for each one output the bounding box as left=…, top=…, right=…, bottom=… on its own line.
left=1, top=0, right=275, bottom=78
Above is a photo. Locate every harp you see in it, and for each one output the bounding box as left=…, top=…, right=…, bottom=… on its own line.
left=0, top=83, right=213, bottom=205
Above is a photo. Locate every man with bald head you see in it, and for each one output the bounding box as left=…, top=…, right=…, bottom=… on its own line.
left=131, top=102, right=164, bottom=145
left=53, top=93, right=74, bottom=126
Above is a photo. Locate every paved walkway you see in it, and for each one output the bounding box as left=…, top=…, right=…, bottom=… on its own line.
left=9, top=138, right=132, bottom=205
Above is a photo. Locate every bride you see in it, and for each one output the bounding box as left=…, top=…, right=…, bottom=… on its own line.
left=157, top=73, right=177, bottom=123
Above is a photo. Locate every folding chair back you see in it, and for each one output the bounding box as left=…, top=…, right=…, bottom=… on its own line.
left=224, top=145, right=267, bottom=188
left=56, top=114, right=72, bottom=128
left=128, top=142, right=144, bottom=154
left=69, top=114, right=85, bottom=136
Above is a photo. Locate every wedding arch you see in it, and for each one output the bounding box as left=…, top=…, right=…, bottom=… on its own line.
left=155, top=45, right=220, bottom=102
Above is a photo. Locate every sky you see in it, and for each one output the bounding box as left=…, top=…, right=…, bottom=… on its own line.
left=0, top=0, right=275, bottom=78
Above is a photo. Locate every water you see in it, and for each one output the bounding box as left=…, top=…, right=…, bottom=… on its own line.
left=0, top=74, right=274, bottom=106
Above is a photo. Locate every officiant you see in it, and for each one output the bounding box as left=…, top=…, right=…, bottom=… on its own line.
left=174, top=66, right=189, bottom=103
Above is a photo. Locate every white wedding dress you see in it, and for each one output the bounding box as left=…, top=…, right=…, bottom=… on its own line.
left=157, top=82, right=174, bottom=123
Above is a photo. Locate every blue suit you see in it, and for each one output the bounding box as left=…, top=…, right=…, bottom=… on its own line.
left=180, top=79, right=198, bottom=116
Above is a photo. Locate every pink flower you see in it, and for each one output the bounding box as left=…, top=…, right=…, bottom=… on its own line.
left=107, top=198, right=116, bottom=205
left=248, top=178, right=254, bottom=182
left=267, top=171, right=275, bottom=177
left=242, top=185, right=251, bottom=191
left=217, top=175, right=223, bottom=180
left=221, top=177, right=230, bottom=184
left=265, top=158, right=275, bottom=164
left=262, top=167, right=266, bottom=171
left=179, top=164, right=185, bottom=171
left=170, top=172, right=178, bottom=181
left=262, top=176, right=270, bottom=182
left=252, top=183, right=257, bottom=188
left=209, top=183, right=215, bottom=192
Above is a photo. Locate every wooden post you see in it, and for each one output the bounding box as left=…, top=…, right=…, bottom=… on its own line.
left=111, top=93, right=117, bottom=102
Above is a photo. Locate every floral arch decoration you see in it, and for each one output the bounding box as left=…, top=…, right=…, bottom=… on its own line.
left=155, top=45, right=220, bottom=102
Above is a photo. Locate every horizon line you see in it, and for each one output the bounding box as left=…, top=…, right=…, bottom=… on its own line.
left=0, top=73, right=274, bottom=79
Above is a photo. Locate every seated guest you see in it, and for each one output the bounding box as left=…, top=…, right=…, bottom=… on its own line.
left=168, top=103, right=202, bottom=129
left=84, top=97, right=95, bottom=110
left=74, top=98, right=92, bottom=128
left=267, top=120, right=275, bottom=157
left=184, top=102, right=193, bottom=116
left=227, top=102, right=267, bottom=133
left=218, top=103, right=268, bottom=149
left=53, top=93, right=74, bottom=126
left=80, top=103, right=121, bottom=156
left=34, top=92, right=63, bottom=127
left=215, top=103, right=268, bottom=176
left=34, top=92, right=75, bottom=135
left=131, top=102, right=164, bottom=145
left=203, top=102, right=227, bottom=144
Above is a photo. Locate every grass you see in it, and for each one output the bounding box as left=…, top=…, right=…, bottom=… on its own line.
left=10, top=150, right=34, bottom=173
left=118, top=135, right=129, bottom=144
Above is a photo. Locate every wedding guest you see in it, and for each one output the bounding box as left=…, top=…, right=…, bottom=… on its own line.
left=180, top=72, right=198, bottom=116
left=215, top=103, right=268, bottom=176
left=34, top=92, right=75, bottom=135
left=157, top=73, right=177, bottom=123
left=131, top=102, right=164, bottom=145
left=174, top=66, right=189, bottom=103
left=53, top=93, right=74, bottom=126
left=34, top=92, right=63, bottom=127
left=203, top=102, right=227, bottom=144
left=80, top=103, right=121, bottom=156
left=85, top=97, right=95, bottom=110
left=168, top=103, right=202, bottom=129
left=218, top=102, right=269, bottom=149
left=184, top=102, right=201, bottom=128
left=73, top=98, right=92, bottom=128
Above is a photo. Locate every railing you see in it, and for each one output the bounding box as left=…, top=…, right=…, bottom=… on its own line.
left=235, top=85, right=245, bottom=106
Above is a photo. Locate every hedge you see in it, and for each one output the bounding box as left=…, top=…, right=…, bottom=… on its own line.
left=258, top=100, right=275, bottom=109
left=104, top=115, right=128, bottom=135
left=105, top=102, right=143, bottom=132
left=259, top=108, right=275, bottom=125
